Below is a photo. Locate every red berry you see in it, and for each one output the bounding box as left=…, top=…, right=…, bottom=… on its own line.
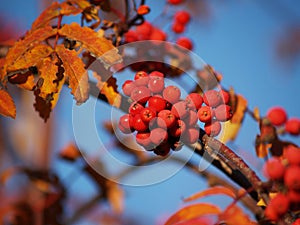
left=118, top=114, right=134, bottom=133
left=220, top=90, right=230, bottom=104
left=183, top=127, right=199, bottom=144
left=285, top=118, right=300, bottom=135
left=184, top=110, right=198, bottom=127
left=169, top=120, right=186, bottom=137
left=172, top=22, right=185, bottom=33
left=129, top=101, right=144, bottom=116
left=293, top=219, right=300, bottom=225
left=264, top=157, right=285, bottom=180
left=204, top=120, right=221, bottom=137
left=149, top=71, right=164, bottom=78
left=288, top=190, right=300, bottom=203
left=203, top=90, right=222, bottom=107
left=148, top=96, right=167, bottom=112
left=136, top=21, right=153, bottom=40
left=163, top=86, right=181, bottom=104
left=148, top=76, right=165, bottom=93
left=134, top=71, right=149, bottom=86
left=149, top=117, right=167, bottom=130
left=171, top=101, right=189, bottom=119
left=176, top=37, right=193, bottom=50
left=150, top=128, right=168, bottom=146
left=136, top=132, right=152, bottom=149
left=214, top=104, right=233, bottom=122
left=269, top=193, right=290, bottom=215
left=284, top=145, right=300, bottom=165
left=267, top=107, right=287, bottom=126
left=197, top=106, right=214, bottom=123
left=284, top=165, right=300, bottom=190
left=265, top=205, right=279, bottom=221
left=132, top=114, right=148, bottom=132
left=140, top=107, right=156, bottom=123
left=149, top=28, right=167, bottom=41
left=174, top=11, right=190, bottom=24
left=158, top=110, right=176, bottom=128
left=122, top=80, right=136, bottom=96
left=185, top=93, right=203, bottom=110
left=124, top=30, right=138, bottom=43
left=131, top=86, right=151, bottom=104
left=154, top=142, right=171, bottom=156
left=167, top=0, right=183, bottom=4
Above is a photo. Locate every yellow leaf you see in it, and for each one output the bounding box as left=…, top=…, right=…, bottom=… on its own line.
left=93, top=72, right=121, bottom=107
left=58, top=23, right=122, bottom=67
left=164, top=203, right=221, bottom=225
left=56, top=44, right=89, bottom=104
left=184, top=186, right=236, bottom=202
left=220, top=94, right=247, bottom=143
left=0, top=89, right=16, bottom=119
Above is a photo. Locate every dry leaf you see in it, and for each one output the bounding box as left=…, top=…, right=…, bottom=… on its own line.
left=59, top=142, right=82, bottom=161
left=33, top=89, right=52, bottom=122
left=184, top=186, right=236, bottom=202
left=56, top=44, right=89, bottom=104
left=164, top=203, right=221, bottom=225
left=58, top=23, right=122, bottom=67
left=106, top=181, right=124, bottom=214
left=219, top=205, right=257, bottom=225
left=0, top=89, right=16, bottom=119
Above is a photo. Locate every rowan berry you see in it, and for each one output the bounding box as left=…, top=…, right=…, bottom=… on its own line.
left=203, top=90, right=222, bottom=107
left=148, top=76, right=165, bottom=93
left=176, top=37, right=193, bottom=50
left=140, top=107, right=156, bottom=123
left=293, top=219, right=300, bottom=225
left=182, top=127, right=199, bottom=144
left=197, top=106, right=214, bottom=123
left=267, top=107, right=287, bottom=126
left=124, top=30, right=138, bottom=43
left=220, top=89, right=230, bottom=104
left=122, top=80, right=136, bottom=96
left=132, top=114, right=148, bottom=132
left=264, top=157, right=285, bottom=180
left=285, top=118, right=300, bottom=135
left=284, top=145, right=300, bottom=165
left=118, top=114, right=134, bottom=133
left=204, top=120, right=221, bottom=137
left=184, top=110, right=198, bottom=127
left=129, top=102, right=144, bottom=116
left=148, top=96, right=167, bottom=112
left=174, top=11, right=190, bottom=24
left=149, top=28, right=167, bottom=41
left=167, top=0, right=183, bottom=5
left=163, top=86, right=181, bottom=104
left=214, top=104, right=233, bottom=122
left=172, top=22, right=185, bottom=33
left=169, top=120, right=186, bottom=137
left=171, top=101, right=188, bottom=119
left=284, top=165, right=300, bottom=190
left=131, top=86, right=151, bottom=104
left=185, top=93, right=203, bottom=110
left=157, top=110, right=177, bottom=128
left=134, top=71, right=149, bottom=86
left=150, top=128, right=168, bottom=146
left=136, top=132, right=152, bottom=149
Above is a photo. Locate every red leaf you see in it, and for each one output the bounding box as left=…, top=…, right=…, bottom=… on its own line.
left=183, top=186, right=237, bottom=202
left=164, top=203, right=221, bottom=225
left=0, top=89, right=16, bottom=119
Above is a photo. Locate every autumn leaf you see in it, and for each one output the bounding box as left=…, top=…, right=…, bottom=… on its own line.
left=7, top=44, right=53, bottom=72
left=164, top=203, right=221, bottom=225
left=183, top=186, right=236, bottom=202
left=3, top=26, right=57, bottom=80
left=70, top=0, right=92, bottom=10
left=59, top=142, right=82, bottom=161
left=106, top=181, right=124, bottom=214
left=58, top=23, right=122, bottom=67
left=32, top=2, right=82, bottom=30
left=33, top=89, right=52, bottom=122
left=56, top=44, right=89, bottom=104
left=0, top=89, right=16, bottom=119
left=93, top=72, right=121, bottom=107
left=219, top=205, right=258, bottom=225
left=220, top=94, right=248, bottom=143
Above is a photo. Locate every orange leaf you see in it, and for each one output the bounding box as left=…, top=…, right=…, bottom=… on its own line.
left=3, top=26, right=56, bottom=78
left=58, top=23, right=122, bottom=67
left=7, top=44, right=53, bottom=72
left=59, top=142, right=82, bottom=161
left=164, top=203, right=221, bottom=225
left=255, top=142, right=271, bottom=158
left=32, top=2, right=82, bottom=30
left=93, top=72, right=121, bottom=107
left=69, top=0, right=92, bottom=10
left=219, top=205, right=257, bottom=225
left=56, top=44, right=89, bottom=104
left=106, top=181, right=124, bottom=214
left=0, top=89, right=16, bottom=119
left=220, top=94, right=247, bottom=143
left=183, top=186, right=236, bottom=202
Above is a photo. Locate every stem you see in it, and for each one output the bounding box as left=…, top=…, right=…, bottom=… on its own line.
left=54, top=15, right=62, bottom=49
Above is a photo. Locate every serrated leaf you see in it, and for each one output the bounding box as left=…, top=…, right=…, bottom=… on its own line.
left=39, top=56, right=60, bottom=99
left=3, top=26, right=57, bottom=79
left=92, top=72, right=121, bottom=107
left=219, top=205, right=257, bottom=225
left=164, top=203, right=221, bottom=225
left=184, top=186, right=236, bottom=202
left=220, top=94, right=247, bottom=143
left=8, top=44, right=53, bottom=72
left=0, top=89, right=16, bottom=119
left=32, top=2, right=82, bottom=30
left=56, top=44, right=89, bottom=104
left=58, top=23, right=122, bottom=67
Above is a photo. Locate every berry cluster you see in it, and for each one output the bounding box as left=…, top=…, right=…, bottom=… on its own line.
left=118, top=71, right=233, bottom=156
left=266, top=106, right=300, bottom=136
left=264, top=145, right=300, bottom=222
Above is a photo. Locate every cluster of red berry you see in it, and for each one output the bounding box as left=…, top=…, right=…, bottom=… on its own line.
left=264, top=145, right=300, bottom=222
left=118, top=71, right=233, bottom=156
left=267, top=107, right=300, bottom=136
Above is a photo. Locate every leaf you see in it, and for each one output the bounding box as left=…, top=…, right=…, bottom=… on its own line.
left=255, top=141, right=271, bottom=158
left=8, top=70, right=36, bottom=90
left=56, top=44, right=89, bottom=104
left=183, top=186, right=236, bottom=202
left=164, top=203, right=221, bottom=225
left=7, top=44, right=53, bottom=72
left=58, top=23, right=122, bottom=67
left=92, top=72, right=121, bottom=107
left=70, top=0, right=92, bottom=10
left=59, top=142, right=82, bottom=161
left=3, top=26, right=57, bottom=79
left=0, top=89, right=16, bottom=119
left=106, top=181, right=124, bottom=214
left=220, top=94, right=247, bottom=143
left=219, top=205, right=258, bottom=225
left=32, top=2, right=82, bottom=30
left=33, top=89, right=52, bottom=122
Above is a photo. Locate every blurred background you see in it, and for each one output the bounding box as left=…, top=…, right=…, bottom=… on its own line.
left=0, top=0, right=300, bottom=224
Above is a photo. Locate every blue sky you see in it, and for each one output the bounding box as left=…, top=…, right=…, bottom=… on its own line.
left=1, top=0, right=300, bottom=224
